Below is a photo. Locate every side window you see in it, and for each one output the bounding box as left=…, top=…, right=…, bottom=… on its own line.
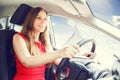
left=0, top=16, right=22, bottom=31
left=50, top=15, right=120, bottom=69
left=0, top=17, right=8, bottom=29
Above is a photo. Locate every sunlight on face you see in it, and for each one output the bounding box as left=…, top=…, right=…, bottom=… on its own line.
left=33, top=10, right=48, bottom=33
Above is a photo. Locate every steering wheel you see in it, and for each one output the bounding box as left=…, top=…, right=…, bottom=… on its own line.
left=56, top=39, right=96, bottom=79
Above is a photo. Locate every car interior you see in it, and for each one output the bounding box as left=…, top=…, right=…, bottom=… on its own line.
left=0, top=2, right=120, bottom=80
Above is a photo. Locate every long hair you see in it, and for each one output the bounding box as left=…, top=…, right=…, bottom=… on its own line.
left=21, top=7, right=48, bottom=55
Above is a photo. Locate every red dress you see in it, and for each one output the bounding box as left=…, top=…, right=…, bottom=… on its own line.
left=13, top=33, right=46, bottom=80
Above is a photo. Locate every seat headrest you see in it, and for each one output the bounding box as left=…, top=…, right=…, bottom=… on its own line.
left=10, top=4, right=32, bottom=25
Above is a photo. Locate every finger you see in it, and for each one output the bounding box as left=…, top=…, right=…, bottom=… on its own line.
left=90, top=53, right=96, bottom=59
left=65, top=46, right=78, bottom=58
left=68, top=54, right=74, bottom=59
left=83, top=53, right=88, bottom=56
left=72, top=44, right=80, bottom=52
left=83, top=52, right=91, bottom=57
left=84, top=52, right=96, bottom=59
left=70, top=46, right=79, bottom=54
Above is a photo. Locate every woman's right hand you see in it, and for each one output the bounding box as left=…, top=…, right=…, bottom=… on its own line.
left=58, top=44, right=80, bottom=59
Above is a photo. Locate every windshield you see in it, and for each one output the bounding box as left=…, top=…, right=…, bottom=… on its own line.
left=50, top=15, right=120, bottom=69
left=87, top=0, right=120, bottom=29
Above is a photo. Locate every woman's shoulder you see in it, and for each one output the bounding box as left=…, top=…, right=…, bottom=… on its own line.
left=13, top=33, right=26, bottom=41
left=15, top=32, right=24, bottom=37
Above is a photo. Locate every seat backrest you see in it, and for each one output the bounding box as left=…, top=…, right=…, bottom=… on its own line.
left=0, top=4, right=32, bottom=80
left=0, top=29, right=16, bottom=80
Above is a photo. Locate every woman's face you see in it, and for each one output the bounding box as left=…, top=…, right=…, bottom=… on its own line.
left=33, top=10, right=48, bottom=33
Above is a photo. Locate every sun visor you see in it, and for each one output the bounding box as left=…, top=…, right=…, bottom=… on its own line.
left=10, top=4, right=32, bottom=25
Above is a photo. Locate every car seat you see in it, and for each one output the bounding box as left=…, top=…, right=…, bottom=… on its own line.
left=0, top=4, right=32, bottom=80
left=0, top=29, right=16, bottom=80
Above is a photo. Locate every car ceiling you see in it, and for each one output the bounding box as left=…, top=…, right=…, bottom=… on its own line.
left=0, top=0, right=92, bottom=19
left=0, top=0, right=93, bottom=33
left=0, top=0, right=120, bottom=40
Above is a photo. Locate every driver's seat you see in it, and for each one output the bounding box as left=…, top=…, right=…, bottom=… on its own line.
left=0, top=4, right=32, bottom=80
left=0, top=29, right=16, bottom=80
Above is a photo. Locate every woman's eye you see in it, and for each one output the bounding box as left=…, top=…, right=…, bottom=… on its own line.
left=36, top=17, right=47, bottom=20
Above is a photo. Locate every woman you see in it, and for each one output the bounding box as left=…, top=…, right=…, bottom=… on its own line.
left=13, top=7, right=95, bottom=80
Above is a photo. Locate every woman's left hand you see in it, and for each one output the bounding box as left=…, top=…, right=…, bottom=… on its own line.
left=43, top=25, right=49, bottom=36
left=83, top=52, right=96, bottom=59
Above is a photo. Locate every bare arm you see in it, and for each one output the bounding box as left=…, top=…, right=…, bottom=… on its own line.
left=13, top=34, right=79, bottom=68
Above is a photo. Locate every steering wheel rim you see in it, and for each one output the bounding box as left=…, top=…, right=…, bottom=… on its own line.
left=77, top=39, right=96, bottom=53
left=56, top=39, right=96, bottom=79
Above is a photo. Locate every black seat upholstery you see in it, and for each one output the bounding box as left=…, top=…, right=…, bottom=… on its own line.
left=0, top=4, right=32, bottom=80
left=0, top=29, right=16, bottom=80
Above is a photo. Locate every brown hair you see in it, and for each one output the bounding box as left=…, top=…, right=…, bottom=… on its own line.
left=21, top=7, right=48, bottom=55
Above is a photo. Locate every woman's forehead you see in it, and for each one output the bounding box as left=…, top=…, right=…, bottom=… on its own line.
left=37, top=10, right=47, bottom=16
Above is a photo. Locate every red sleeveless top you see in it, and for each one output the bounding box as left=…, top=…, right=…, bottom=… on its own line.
left=13, top=33, right=46, bottom=80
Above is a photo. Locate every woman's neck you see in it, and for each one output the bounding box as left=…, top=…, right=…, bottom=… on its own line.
left=34, top=32, right=40, bottom=42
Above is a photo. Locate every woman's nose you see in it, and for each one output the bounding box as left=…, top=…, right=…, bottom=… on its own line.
left=40, top=19, right=46, bottom=23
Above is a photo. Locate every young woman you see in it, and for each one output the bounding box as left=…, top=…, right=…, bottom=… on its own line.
left=13, top=6, right=95, bottom=80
